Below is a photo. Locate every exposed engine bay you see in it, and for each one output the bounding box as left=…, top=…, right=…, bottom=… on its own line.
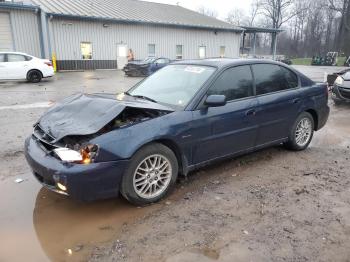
left=58, top=107, right=169, bottom=150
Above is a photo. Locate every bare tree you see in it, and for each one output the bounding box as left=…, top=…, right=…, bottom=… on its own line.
left=226, top=8, right=247, bottom=25
left=247, top=1, right=262, bottom=26
left=259, top=0, right=304, bottom=28
left=197, top=6, right=219, bottom=18
left=329, top=0, right=350, bottom=56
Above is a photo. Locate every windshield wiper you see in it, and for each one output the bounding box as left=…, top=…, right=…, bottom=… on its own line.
left=124, top=92, right=157, bottom=103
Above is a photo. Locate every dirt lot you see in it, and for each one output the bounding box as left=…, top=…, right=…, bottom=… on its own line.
left=0, top=66, right=349, bottom=262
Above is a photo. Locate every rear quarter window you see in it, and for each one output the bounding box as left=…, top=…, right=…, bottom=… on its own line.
left=300, top=74, right=315, bottom=87
left=280, top=66, right=298, bottom=89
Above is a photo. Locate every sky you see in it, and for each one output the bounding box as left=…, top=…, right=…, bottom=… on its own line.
left=143, top=0, right=253, bottom=20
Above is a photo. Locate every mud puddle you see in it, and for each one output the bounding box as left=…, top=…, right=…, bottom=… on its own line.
left=0, top=172, right=156, bottom=262
left=310, top=104, right=350, bottom=148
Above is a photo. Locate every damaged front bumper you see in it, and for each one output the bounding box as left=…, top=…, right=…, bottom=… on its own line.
left=24, top=136, right=129, bottom=201
left=331, top=85, right=350, bottom=103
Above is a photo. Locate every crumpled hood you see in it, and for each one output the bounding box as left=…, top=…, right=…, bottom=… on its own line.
left=37, top=93, right=173, bottom=142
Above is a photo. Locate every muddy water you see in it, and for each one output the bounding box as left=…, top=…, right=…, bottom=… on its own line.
left=310, top=104, right=350, bottom=148
left=0, top=172, right=154, bottom=262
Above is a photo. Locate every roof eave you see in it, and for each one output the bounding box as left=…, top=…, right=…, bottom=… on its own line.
left=47, top=13, right=243, bottom=33
left=240, top=26, right=284, bottom=33
left=0, top=2, right=39, bottom=11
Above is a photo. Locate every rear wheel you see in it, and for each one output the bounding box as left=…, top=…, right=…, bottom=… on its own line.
left=27, top=70, right=42, bottom=83
left=121, top=143, right=178, bottom=206
left=285, top=112, right=314, bottom=151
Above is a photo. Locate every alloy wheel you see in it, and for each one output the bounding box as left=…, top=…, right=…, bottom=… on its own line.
left=133, top=154, right=172, bottom=199
left=295, top=117, right=312, bottom=147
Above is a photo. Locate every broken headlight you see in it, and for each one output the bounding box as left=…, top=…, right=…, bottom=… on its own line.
left=54, top=144, right=99, bottom=164
left=335, top=76, right=344, bottom=86
left=79, top=144, right=99, bottom=164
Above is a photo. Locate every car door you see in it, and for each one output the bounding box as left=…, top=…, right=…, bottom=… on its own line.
left=191, top=65, right=259, bottom=164
left=0, top=54, right=6, bottom=80
left=6, top=54, right=29, bottom=79
left=252, top=64, right=301, bottom=146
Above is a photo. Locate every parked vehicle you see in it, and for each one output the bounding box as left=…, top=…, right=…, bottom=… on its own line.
left=311, top=52, right=338, bottom=66
left=331, top=71, right=350, bottom=104
left=344, top=56, right=350, bottom=67
left=327, top=68, right=350, bottom=86
left=25, top=59, right=329, bottom=205
left=122, top=57, right=171, bottom=76
left=0, top=52, right=54, bottom=83
left=276, top=55, right=292, bottom=65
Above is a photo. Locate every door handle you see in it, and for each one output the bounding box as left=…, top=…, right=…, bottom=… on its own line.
left=245, top=109, right=256, bottom=116
left=293, top=98, right=301, bottom=104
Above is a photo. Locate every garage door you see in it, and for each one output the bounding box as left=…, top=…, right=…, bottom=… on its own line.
left=0, top=13, right=14, bottom=51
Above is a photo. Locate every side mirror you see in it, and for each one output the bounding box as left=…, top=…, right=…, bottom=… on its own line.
left=204, top=95, right=226, bottom=107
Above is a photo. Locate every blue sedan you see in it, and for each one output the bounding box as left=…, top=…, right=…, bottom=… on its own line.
left=122, top=57, right=171, bottom=77
left=25, top=59, right=329, bottom=205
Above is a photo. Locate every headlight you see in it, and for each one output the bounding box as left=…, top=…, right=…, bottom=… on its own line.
left=54, top=144, right=99, bottom=164
left=79, top=144, right=99, bottom=164
left=335, top=76, right=344, bottom=86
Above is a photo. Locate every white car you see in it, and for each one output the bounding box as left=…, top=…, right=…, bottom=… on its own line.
left=0, top=52, right=54, bottom=83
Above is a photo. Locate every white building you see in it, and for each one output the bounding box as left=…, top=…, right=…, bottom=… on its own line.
left=0, top=0, right=243, bottom=70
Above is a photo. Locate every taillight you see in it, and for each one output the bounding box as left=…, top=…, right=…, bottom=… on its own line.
left=44, top=61, right=53, bottom=67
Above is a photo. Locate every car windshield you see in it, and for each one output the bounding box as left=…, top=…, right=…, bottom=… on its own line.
left=128, top=64, right=216, bottom=107
left=143, top=57, right=156, bottom=63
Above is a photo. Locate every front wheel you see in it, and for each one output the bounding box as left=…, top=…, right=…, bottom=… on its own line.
left=284, top=112, right=314, bottom=151
left=121, top=143, right=178, bottom=206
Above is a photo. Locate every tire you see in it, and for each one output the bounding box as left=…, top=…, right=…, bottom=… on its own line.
left=284, top=112, right=314, bottom=151
left=333, top=99, right=341, bottom=106
left=120, top=143, right=178, bottom=206
left=27, top=70, right=42, bottom=83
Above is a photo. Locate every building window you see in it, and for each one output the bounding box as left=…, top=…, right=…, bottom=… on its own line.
left=176, top=45, right=183, bottom=59
left=220, top=46, right=225, bottom=58
left=199, top=46, right=206, bottom=59
left=81, top=42, right=92, bottom=59
left=148, top=44, right=156, bottom=57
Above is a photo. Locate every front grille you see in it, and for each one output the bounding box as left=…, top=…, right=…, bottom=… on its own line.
left=338, top=87, right=350, bottom=99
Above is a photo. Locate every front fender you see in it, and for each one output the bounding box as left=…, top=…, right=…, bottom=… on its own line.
left=90, top=111, right=193, bottom=162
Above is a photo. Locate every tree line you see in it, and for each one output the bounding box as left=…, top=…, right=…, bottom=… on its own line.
left=198, top=0, right=350, bottom=58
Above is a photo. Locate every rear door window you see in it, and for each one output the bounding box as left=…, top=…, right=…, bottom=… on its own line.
left=7, top=54, right=26, bottom=62
left=252, top=64, right=290, bottom=95
left=208, top=65, right=254, bottom=101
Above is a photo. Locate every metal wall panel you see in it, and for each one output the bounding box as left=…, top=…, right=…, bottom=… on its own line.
left=0, top=12, right=14, bottom=51
left=50, top=19, right=241, bottom=61
left=9, top=9, right=41, bottom=57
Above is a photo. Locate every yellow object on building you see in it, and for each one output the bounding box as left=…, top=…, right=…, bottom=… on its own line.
left=52, top=52, right=57, bottom=72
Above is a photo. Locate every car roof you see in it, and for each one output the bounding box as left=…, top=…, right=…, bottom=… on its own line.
left=172, top=58, right=284, bottom=68
left=0, top=51, right=30, bottom=56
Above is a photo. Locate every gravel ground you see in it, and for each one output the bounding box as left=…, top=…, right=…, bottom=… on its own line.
left=89, top=105, right=350, bottom=262
left=0, top=66, right=349, bottom=262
